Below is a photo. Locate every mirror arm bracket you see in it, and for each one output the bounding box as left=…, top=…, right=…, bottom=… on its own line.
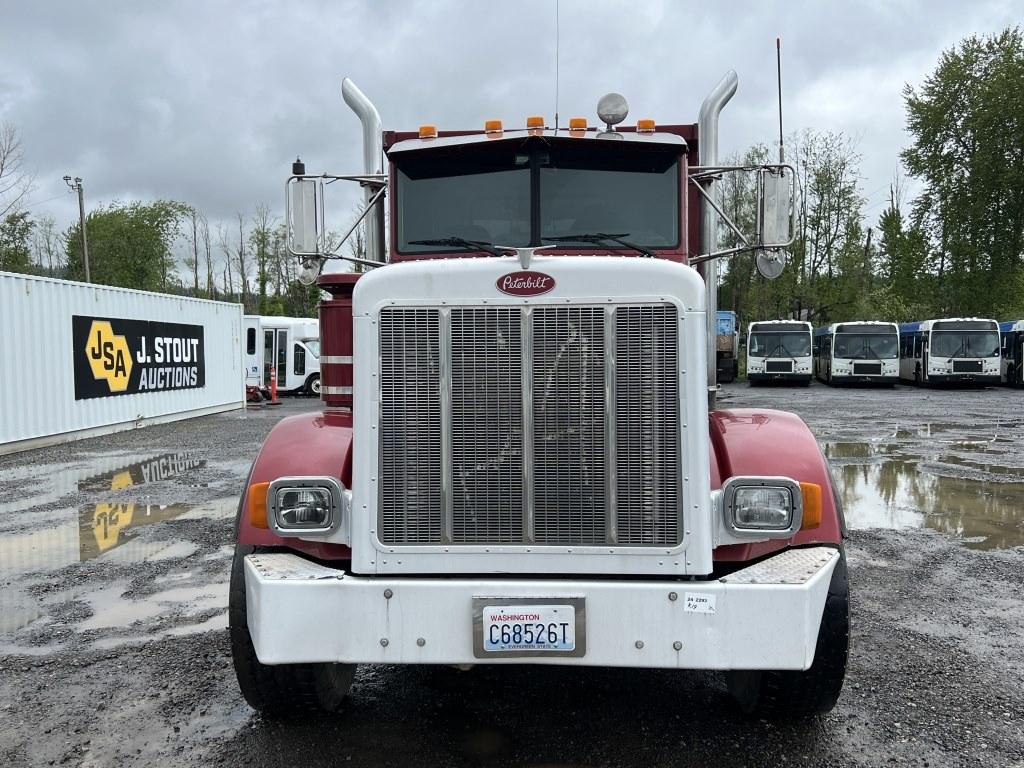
left=689, top=178, right=749, bottom=247
left=286, top=173, right=388, bottom=269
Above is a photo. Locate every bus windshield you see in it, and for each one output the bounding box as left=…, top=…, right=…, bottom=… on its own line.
left=303, top=340, right=320, bottom=358
left=834, top=333, right=898, bottom=359
left=395, top=138, right=680, bottom=251
left=750, top=332, right=811, bottom=358
left=931, top=330, right=999, bottom=358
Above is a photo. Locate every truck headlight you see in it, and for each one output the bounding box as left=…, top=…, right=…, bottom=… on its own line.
left=722, top=476, right=802, bottom=538
left=267, top=476, right=346, bottom=535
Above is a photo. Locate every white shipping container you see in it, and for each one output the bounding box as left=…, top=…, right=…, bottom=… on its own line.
left=0, top=272, right=244, bottom=454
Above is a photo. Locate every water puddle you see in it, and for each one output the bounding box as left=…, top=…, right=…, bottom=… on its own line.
left=0, top=450, right=208, bottom=518
left=0, top=497, right=236, bottom=579
left=80, top=582, right=228, bottom=631
left=825, top=443, right=1024, bottom=550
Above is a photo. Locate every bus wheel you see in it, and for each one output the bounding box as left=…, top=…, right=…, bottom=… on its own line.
left=727, top=554, right=849, bottom=718
left=230, top=545, right=355, bottom=717
left=305, top=374, right=321, bottom=397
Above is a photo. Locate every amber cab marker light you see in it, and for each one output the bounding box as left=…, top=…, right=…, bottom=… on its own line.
left=484, top=119, right=503, bottom=134
left=418, top=124, right=438, bottom=139
left=568, top=117, right=587, bottom=130
left=248, top=481, right=270, bottom=529
left=800, top=482, right=822, bottom=530
left=526, top=115, right=545, bottom=128
left=637, top=118, right=656, bottom=133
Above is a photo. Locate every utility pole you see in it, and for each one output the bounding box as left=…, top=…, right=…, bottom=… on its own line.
left=63, top=175, right=90, bottom=282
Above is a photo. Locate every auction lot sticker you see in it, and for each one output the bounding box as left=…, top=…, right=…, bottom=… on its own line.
left=72, top=315, right=206, bottom=400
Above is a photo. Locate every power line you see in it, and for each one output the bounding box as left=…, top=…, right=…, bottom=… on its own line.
left=14, top=191, right=75, bottom=211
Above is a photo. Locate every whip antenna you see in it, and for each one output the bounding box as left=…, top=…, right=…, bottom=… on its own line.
left=776, top=37, right=785, bottom=162
left=555, top=0, right=560, bottom=130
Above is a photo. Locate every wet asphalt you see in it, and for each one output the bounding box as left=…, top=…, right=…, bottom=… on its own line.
left=0, top=382, right=1022, bottom=767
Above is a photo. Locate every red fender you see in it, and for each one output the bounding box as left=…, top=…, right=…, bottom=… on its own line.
left=236, top=410, right=353, bottom=561
left=710, top=408, right=843, bottom=562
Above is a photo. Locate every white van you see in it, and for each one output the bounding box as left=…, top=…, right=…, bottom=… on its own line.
left=243, top=316, right=321, bottom=396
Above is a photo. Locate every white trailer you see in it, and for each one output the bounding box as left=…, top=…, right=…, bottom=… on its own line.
left=243, top=316, right=321, bottom=396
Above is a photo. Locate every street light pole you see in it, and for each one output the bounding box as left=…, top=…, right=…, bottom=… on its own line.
left=63, top=175, right=90, bottom=283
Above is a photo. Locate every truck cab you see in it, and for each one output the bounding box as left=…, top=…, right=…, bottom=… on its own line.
left=229, top=76, right=848, bottom=720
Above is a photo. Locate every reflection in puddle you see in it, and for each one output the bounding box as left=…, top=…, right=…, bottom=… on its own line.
left=825, top=443, right=1024, bottom=550
left=0, top=451, right=235, bottom=636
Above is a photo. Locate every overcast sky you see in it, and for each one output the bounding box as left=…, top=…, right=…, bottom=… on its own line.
left=1, top=0, right=1019, bottom=246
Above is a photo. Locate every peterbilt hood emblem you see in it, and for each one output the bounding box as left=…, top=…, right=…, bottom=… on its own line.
left=496, top=271, right=556, bottom=296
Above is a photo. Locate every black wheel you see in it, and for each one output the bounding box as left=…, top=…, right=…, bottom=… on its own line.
left=230, top=544, right=355, bottom=717
left=727, top=552, right=849, bottom=718
left=304, top=373, right=321, bottom=398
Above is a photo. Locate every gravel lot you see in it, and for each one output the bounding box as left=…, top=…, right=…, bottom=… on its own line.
left=0, top=383, right=1022, bottom=767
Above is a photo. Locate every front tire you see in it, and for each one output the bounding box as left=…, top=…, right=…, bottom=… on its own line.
left=727, top=552, right=849, bottom=718
left=229, top=544, right=355, bottom=717
left=305, top=374, right=321, bottom=398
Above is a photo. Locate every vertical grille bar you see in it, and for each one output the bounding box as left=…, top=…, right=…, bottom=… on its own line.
left=379, top=308, right=443, bottom=544
left=615, top=305, right=681, bottom=545
left=521, top=308, right=535, bottom=543
left=604, top=306, right=618, bottom=545
left=532, top=307, right=606, bottom=544
left=439, top=309, right=453, bottom=543
left=449, top=307, right=523, bottom=543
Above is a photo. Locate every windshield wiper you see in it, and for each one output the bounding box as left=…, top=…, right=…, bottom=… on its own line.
left=543, top=233, right=654, bottom=258
left=408, top=238, right=509, bottom=258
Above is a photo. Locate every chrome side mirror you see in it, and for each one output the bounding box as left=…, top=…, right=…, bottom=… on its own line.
left=288, top=177, right=321, bottom=256
left=757, top=166, right=795, bottom=248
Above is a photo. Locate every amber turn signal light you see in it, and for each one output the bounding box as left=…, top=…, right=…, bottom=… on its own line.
left=800, top=482, right=822, bottom=530
left=248, top=481, right=270, bottom=529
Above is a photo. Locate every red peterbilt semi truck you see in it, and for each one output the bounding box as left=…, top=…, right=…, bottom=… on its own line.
left=229, top=73, right=849, bottom=718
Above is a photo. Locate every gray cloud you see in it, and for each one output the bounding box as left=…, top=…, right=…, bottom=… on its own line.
left=1, top=0, right=1018, bottom=240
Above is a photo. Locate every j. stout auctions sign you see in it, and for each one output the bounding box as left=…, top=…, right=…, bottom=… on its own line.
left=72, top=315, right=206, bottom=400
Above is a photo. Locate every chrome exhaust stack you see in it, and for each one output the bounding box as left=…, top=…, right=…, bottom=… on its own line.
left=697, top=71, right=738, bottom=410
left=342, top=78, right=386, bottom=264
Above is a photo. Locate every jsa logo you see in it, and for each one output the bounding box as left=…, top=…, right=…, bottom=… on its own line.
left=85, top=320, right=133, bottom=392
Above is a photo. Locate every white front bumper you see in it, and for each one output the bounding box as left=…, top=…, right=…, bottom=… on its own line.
left=245, top=547, right=839, bottom=671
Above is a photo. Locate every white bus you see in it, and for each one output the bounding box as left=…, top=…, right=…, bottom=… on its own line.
left=813, top=321, right=899, bottom=386
left=746, top=320, right=813, bottom=385
left=243, top=316, right=322, bottom=396
left=1000, top=320, right=1024, bottom=387
left=898, top=318, right=1001, bottom=386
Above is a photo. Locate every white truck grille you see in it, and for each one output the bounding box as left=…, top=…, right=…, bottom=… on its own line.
left=378, top=304, right=681, bottom=547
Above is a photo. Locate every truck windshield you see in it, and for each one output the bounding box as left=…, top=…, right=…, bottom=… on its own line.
left=750, top=332, right=811, bottom=358
left=395, top=138, right=680, bottom=252
left=834, top=333, right=898, bottom=359
left=931, top=330, right=999, bottom=358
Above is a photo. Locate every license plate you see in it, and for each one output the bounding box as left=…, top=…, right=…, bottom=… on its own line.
left=472, top=598, right=585, bottom=658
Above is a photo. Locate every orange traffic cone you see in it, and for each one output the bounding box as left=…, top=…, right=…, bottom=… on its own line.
left=268, top=365, right=281, bottom=406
